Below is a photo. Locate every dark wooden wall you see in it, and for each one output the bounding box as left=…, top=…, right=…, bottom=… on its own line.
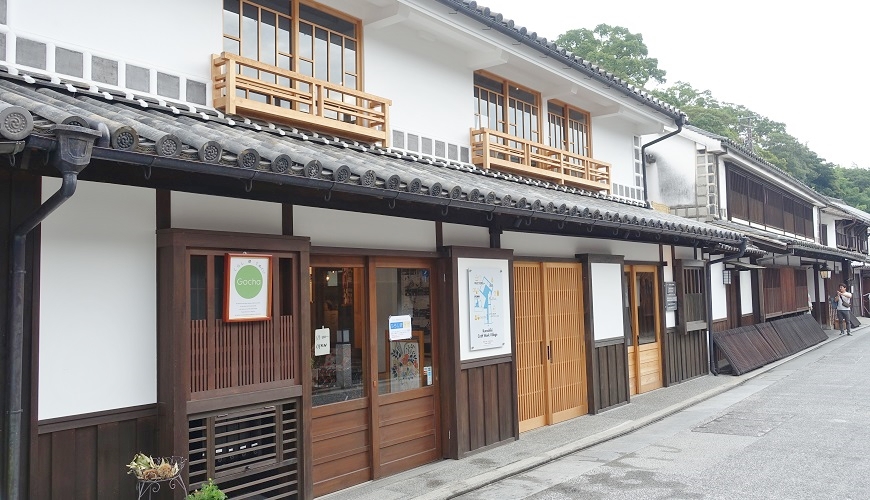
left=440, top=247, right=518, bottom=459
left=592, top=341, right=628, bottom=411
left=33, top=405, right=158, bottom=500
left=663, top=328, right=708, bottom=386
left=457, top=359, right=515, bottom=456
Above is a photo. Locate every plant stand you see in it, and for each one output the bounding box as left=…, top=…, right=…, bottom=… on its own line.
left=131, top=456, right=187, bottom=500
left=136, top=474, right=186, bottom=500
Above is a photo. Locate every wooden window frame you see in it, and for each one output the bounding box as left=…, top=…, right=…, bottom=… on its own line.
left=473, top=70, right=542, bottom=143
left=729, top=167, right=815, bottom=238
left=546, top=100, right=592, bottom=159
left=222, top=0, right=364, bottom=91
left=674, top=259, right=707, bottom=334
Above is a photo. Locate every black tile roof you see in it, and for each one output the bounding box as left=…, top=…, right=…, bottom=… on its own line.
left=711, top=219, right=870, bottom=264
left=0, top=72, right=745, bottom=249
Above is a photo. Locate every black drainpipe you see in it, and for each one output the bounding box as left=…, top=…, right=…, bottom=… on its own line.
left=641, top=115, right=684, bottom=208
left=5, top=124, right=100, bottom=500
left=705, top=237, right=749, bottom=375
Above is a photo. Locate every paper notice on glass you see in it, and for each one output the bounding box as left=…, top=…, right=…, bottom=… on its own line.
left=314, top=327, right=330, bottom=356
left=388, top=315, right=412, bottom=340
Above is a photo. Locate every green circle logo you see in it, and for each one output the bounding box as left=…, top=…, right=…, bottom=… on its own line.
left=235, top=265, right=264, bottom=299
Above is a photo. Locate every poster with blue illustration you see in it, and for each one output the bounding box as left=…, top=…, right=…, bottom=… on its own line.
left=468, top=267, right=504, bottom=350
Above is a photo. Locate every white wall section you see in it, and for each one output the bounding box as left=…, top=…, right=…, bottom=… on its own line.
left=39, top=179, right=156, bottom=419
left=295, top=206, right=436, bottom=250
left=590, top=262, right=624, bottom=341
left=172, top=192, right=283, bottom=235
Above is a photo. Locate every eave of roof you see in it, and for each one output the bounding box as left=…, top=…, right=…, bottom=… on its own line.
left=684, top=125, right=826, bottom=205
left=0, top=71, right=744, bottom=250
left=822, top=196, right=870, bottom=225
left=435, top=0, right=685, bottom=123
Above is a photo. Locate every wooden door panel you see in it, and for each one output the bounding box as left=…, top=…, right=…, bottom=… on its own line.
left=514, top=263, right=548, bottom=431
left=376, top=389, right=437, bottom=475
left=544, top=264, right=588, bottom=418
left=637, top=343, right=663, bottom=392
left=312, top=400, right=371, bottom=496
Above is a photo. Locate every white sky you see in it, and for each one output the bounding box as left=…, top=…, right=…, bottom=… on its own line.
left=478, top=0, right=866, bottom=168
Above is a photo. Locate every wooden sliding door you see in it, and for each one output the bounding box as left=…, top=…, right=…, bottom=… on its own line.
left=514, top=262, right=587, bottom=432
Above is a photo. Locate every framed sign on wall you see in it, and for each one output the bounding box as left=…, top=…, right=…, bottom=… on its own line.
left=224, top=253, right=273, bottom=322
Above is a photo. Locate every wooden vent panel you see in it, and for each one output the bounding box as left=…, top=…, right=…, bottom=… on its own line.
left=189, top=400, right=299, bottom=499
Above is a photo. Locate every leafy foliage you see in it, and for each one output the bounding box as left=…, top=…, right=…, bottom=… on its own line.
left=555, top=24, right=666, bottom=88
left=557, top=25, right=870, bottom=212
left=186, top=479, right=227, bottom=500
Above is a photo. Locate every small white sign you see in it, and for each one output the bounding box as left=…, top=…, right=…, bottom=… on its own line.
left=388, top=315, right=412, bottom=340
left=314, top=327, right=330, bottom=356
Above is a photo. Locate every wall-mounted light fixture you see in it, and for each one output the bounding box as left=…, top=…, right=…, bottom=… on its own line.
left=819, top=264, right=831, bottom=280
left=722, top=269, right=732, bottom=285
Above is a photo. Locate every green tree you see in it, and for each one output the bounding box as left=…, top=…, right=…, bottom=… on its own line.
left=555, top=24, right=666, bottom=88
left=558, top=25, right=870, bottom=211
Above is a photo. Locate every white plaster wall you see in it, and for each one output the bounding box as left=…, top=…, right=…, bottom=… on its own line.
left=710, top=261, right=727, bottom=320
left=442, top=223, right=489, bottom=248
left=364, top=23, right=471, bottom=147
left=590, top=262, right=624, bottom=341
left=592, top=118, right=636, bottom=190
left=740, top=270, right=754, bottom=315
left=172, top=192, right=282, bottom=235
left=7, top=0, right=219, bottom=83
left=503, top=231, right=660, bottom=261
left=457, top=258, right=512, bottom=361
left=294, top=206, right=436, bottom=250
left=674, top=246, right=697, bottom=260
left=645, top=134, right=697, bottom=207
left=820, top=211, right=837, bottom=247
left=39, top=179, right=156, bottom=419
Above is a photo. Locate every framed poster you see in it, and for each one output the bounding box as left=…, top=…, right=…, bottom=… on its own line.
left=224, top=253, right=272, bottom=322
left=468, top=267, right=505, bottom=350
left=387, top=330, right=423, bottom=393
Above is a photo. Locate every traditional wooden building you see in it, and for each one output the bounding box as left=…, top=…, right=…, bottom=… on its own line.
left=645, top=124, right=870, bottom=372
left=0, top=1, right=752, bottom=498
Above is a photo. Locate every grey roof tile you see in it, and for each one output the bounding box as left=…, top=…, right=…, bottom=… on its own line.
left=3, top=71, right=744, bottom=246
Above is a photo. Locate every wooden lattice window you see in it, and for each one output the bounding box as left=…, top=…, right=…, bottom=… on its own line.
left=473, top=72, right=540, bottom=143
left=189, top=252, right=297, bottom=397
left=763, top=268, right=782, bottom=317
left=675, top=260, right=706, bottom=334
left=547, top=101, right=591, bottom=158
left=728, top=170, right=748, bottom=221
left=222, top=0, right=360, bottom=88
left=189, top=400, right=299, bottom=498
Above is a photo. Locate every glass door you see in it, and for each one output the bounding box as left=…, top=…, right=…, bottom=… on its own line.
left=625, top=265, right=663, bottom=395
left=371, top=259, right=440, bottom=477
left=309, top=258, right=371, bottom=496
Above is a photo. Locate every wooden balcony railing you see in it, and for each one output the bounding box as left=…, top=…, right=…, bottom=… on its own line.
left=212, top=52, right=390, bottom=144
left=470, top=128, right=611, bottom=193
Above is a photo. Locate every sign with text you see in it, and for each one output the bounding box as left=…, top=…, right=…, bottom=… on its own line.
left=468, top=267, right=505, bottom=350
left=314, top=327, right=330, bottom=356
left=664, top=281, right=678, bottom=312
left=388, top=315, right=412, bottom=340
left=224, top=253, right=272, bottom=322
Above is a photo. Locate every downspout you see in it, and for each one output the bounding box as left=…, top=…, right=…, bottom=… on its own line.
left=641, top=115, right=684, bottom=208
left=5, top=124, right=100, bottom=500
left=705, top=237, right=749, bottom=376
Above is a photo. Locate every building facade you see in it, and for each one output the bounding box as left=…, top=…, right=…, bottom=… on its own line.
left=0, top=1, right=756, bottom=498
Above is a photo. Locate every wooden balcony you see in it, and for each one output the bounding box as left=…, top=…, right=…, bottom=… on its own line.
left=470, top=128, right=611, bottom=193
left=212, top=52, right=390, bottom=144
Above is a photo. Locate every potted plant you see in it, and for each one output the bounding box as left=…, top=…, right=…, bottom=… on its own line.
left=186, top=479, right=227, bottom=500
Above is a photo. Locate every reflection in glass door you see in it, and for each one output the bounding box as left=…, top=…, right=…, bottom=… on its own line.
left=625, top=265, right=663, bottom=395
left=372, top=261, right=439, bottom=477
